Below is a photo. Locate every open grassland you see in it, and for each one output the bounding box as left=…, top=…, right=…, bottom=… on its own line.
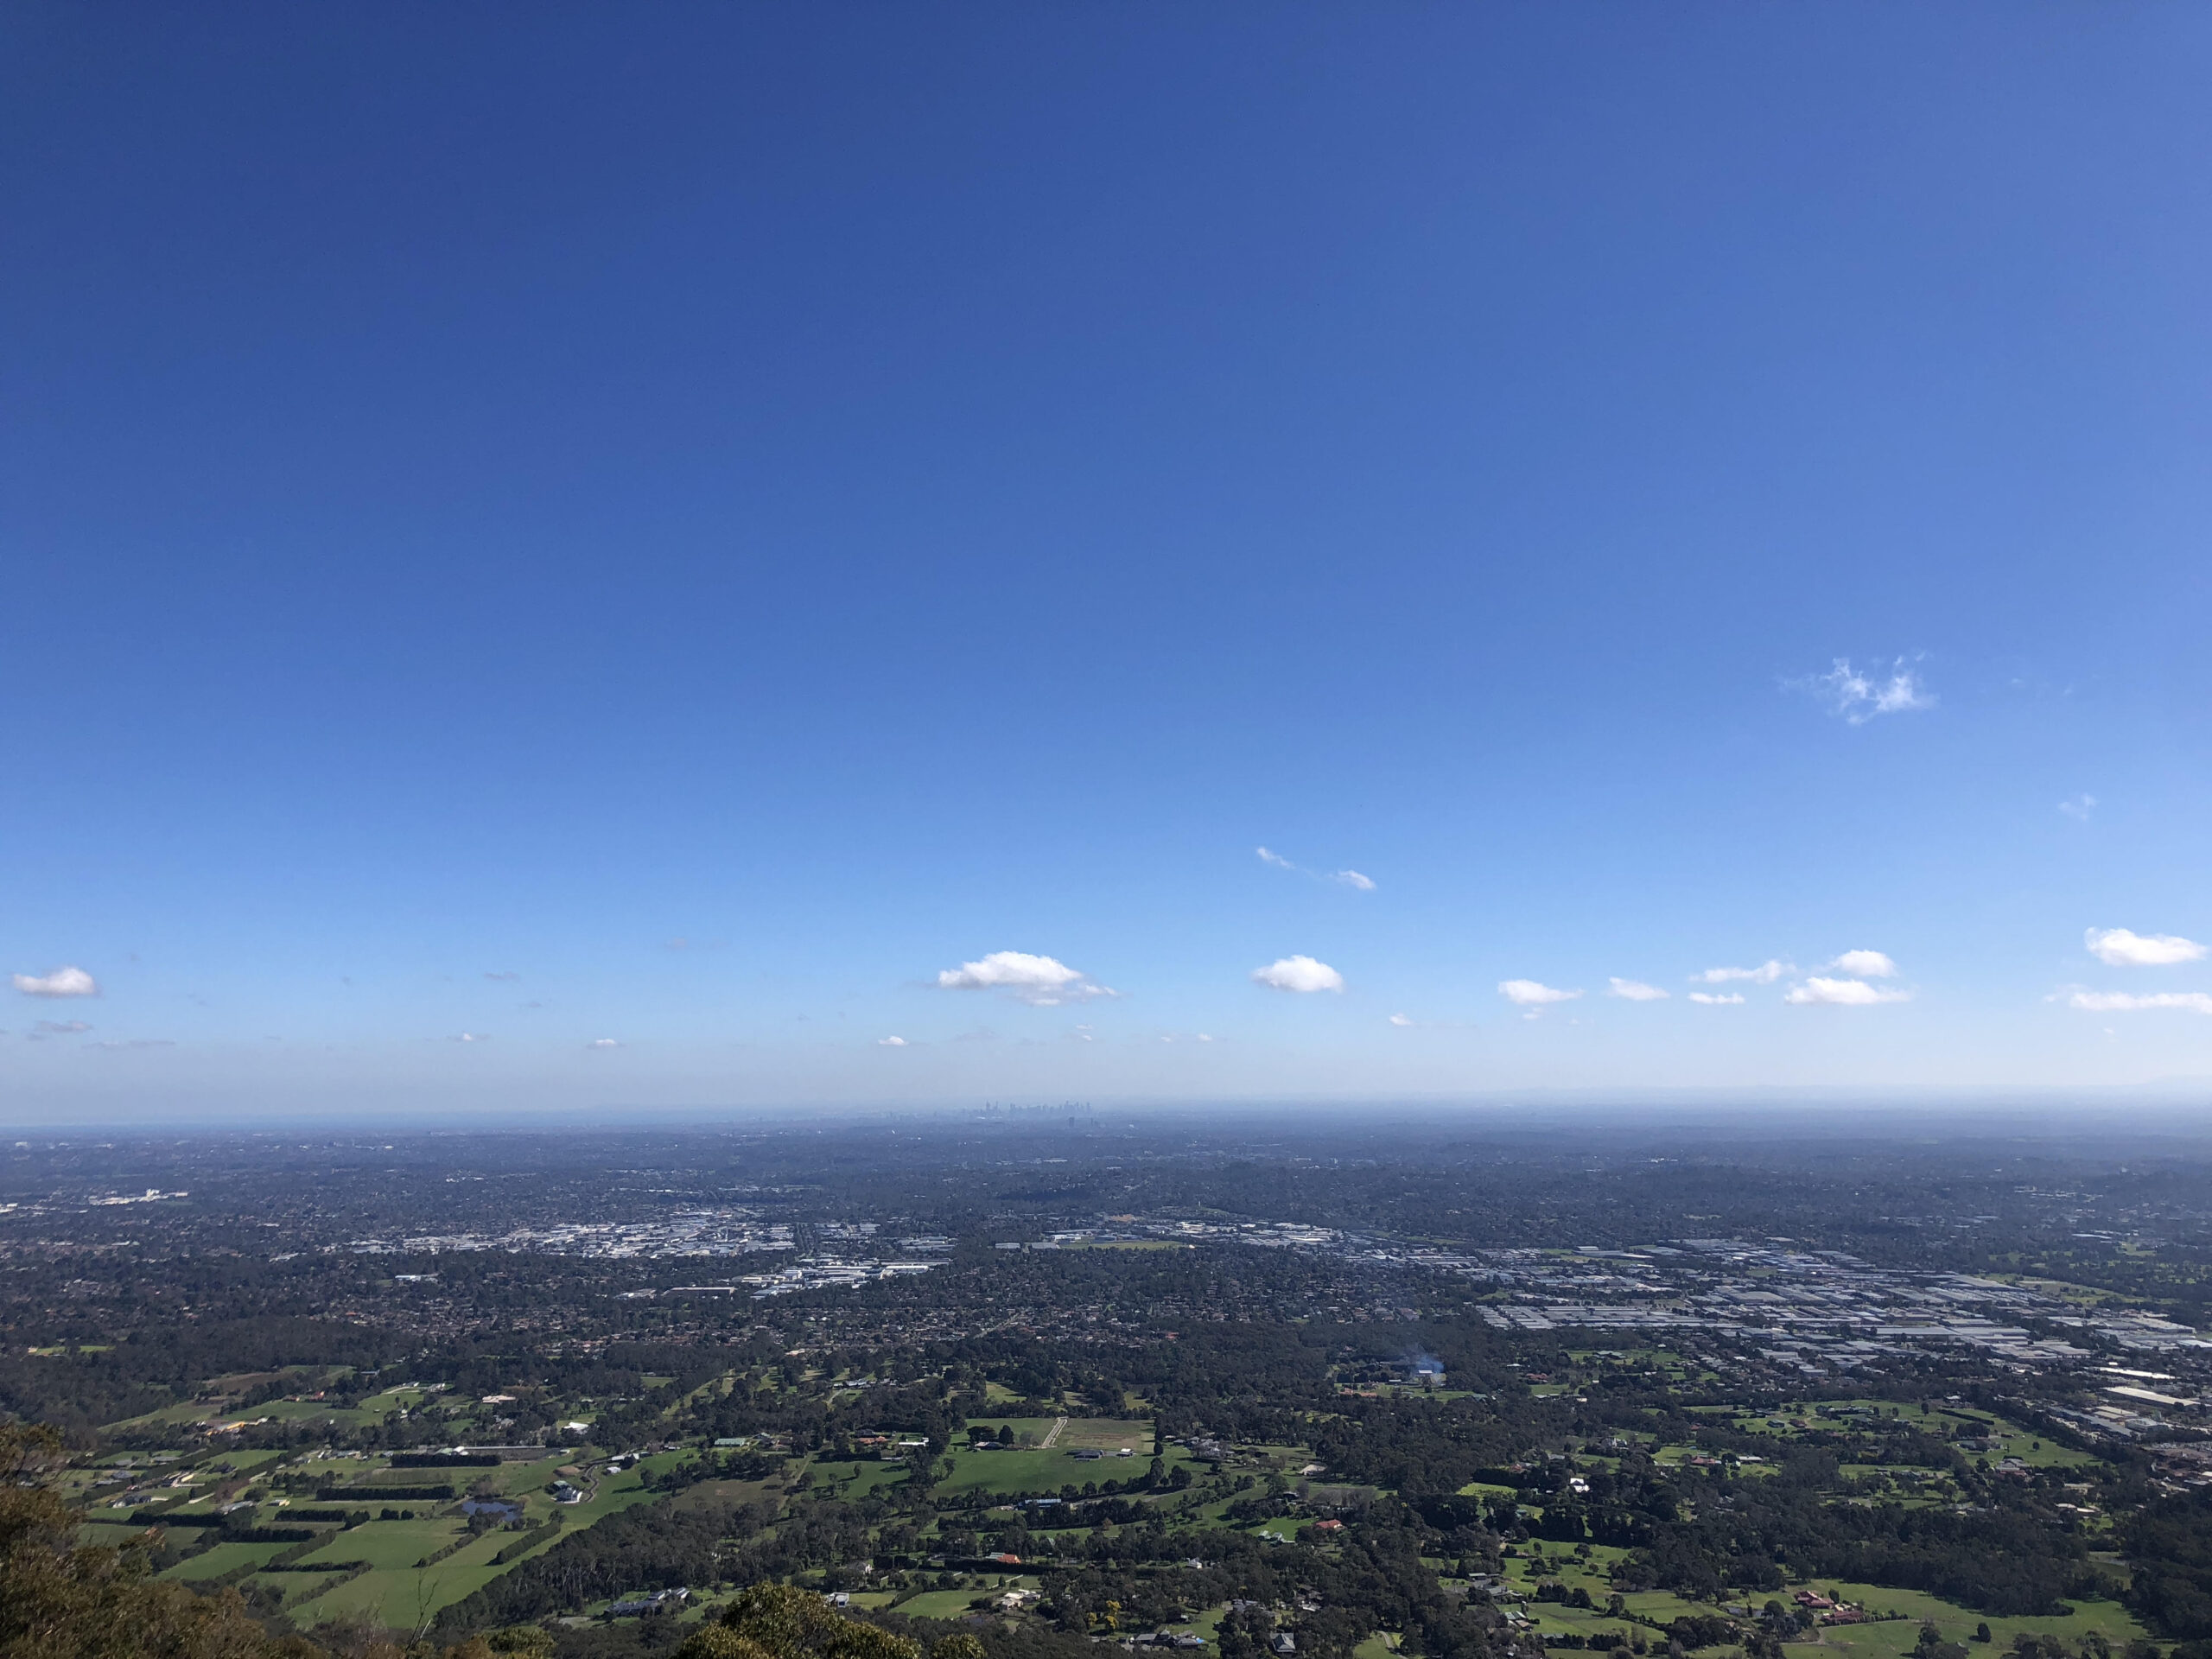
left=933, top=1418, right=1160, bottom=1495
left=1055, top=1418, right=1154, bottom=1452
left=1803, top=1583, right=2148, bottom=1656
left=1502, top=1548, right=2150, bottom=1659
left=289, top=1523, right=520, bottom=1628
left=810, top=1458, right=912, bottom=1499
left=157, top=1539, right=292, bottom=1580
left=894, top=1590, right=998, bottom=1619
left=963, top=1415, right=1154, bottom=1450
left=297, top=1516, right=459, bottom=1570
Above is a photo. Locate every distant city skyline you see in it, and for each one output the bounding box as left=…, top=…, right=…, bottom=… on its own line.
left=3, top=6, right=2208, bottom=1121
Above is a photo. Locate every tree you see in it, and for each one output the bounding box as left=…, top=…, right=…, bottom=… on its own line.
left=0, top=1424, right=317, bottom=1659
left=677, top=1583, right=921, bottom=1659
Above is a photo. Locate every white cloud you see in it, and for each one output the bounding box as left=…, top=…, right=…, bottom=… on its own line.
left=35, top=1019, right=92, bottom=1034
left=1784, top=977, right=1911, bottom=1006
left=484, top=970, right=521, bottom=982
left=1389, top=1013, right=1414, bottom=1027
left=1826, top=950, right=1898, bottom=978
left=1196, top=1033, right=1216, bottom=1043
left=935, top=950, right=1114, bottom=1006
left=2068, top=990, right=2212, bottom=1015
left=2059, top=793, right=2096, bottom=822
left=1252, top=956, right=1344, bottom=994
left=1258, top=846, right=1376, bottom=892
left=454, top=1031, right=491, bottom=1042
left=588, top=1038, right=623, bottom=1049
left=1693, top=960, right=1789, bottom=985
left=1796, top=657, right=1936, bottom=724
left=876, top=1035, right=909, bottom=1046
left=1688, top=992, right=1745, bottom=1006
left=13, top=966, right=98, bottom=998
left=2085, top=927, right=2206, bottom=968
left=1607, top=978, right=1669, bottom=1001
left=1499, top=979, right=1580, bottom=1007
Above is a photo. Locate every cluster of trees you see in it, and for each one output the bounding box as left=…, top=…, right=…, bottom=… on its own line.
left=2125, top=1487, right=2212, bottom=1639
left=1040, top=1504, right=1504, bottom=1659
left=438, top=1498, right=772, bottom=1632
left=1604, top=1447, right=2102, bottom=1615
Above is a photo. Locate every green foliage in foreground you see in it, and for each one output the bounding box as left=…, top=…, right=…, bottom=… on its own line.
left=677, top=1582, right=924, bottom=1659
left=0, top=1423, right=315, bottom=1659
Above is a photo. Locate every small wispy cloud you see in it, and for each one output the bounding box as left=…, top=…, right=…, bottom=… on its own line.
left=1256, top=847, right=1376, bottom=892
left=1793, top=657, right=1936, bottom=724
left=2085, top=928, right=2206, bottom=968
left=2058, top=793, right=2096, bottom=822
left=1693, top=960, right=1789, bottom=985
left=876, top=1035, right=909, bottom=1046
left=588, top=1037, right=623, bottom=1049
left=1784, top=977, right=1911, bottom=1006
left=1607, top=978, right=1669, bottom=1001
left=13, top=966, right=99, bottom=998
left=1389, top=1013, right=1415, bottom=1027
left=35, top=1020, right=92, bottom=1034
left=936, top=950, right=1115, bottom=1006
left=484, top=970, right=521, bottom=982
left=1499, top=979, right=1580, bottom=1008
left=2067, top=990, right=2212, bottom=1015
left=1252, top=956, right=1344, bottom=994
left=1688, top=992, right=1745, bottom=1006
left=94, top=1038, right=174, bottom=1050
left=454, top=1031, right=491, bottom=1042
left=1826, top=950, right=1898, bottom=978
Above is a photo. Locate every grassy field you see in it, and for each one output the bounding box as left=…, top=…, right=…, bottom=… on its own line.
left=810, top=1459, right=912, bottom=1500
left=895, top=1590, right=994, bottom=1619
left=671, top=1473, right=785, bottom=1513
left=76, top=1517, right=161, bottom=1546
left=1060, top=1419, right=1153, bottom=1452
left=296, top=1516, right=461, bottom=1570
left=960, top=1415, right=1154, bottom=1451
left=158, top=1540, right=292, bottom=1580
left=1802, top=1583, right=2148, bottom=1656
left=275, top=1450, right=678, bottom=1630
left=1495, top=1544, right=2151, bottom=1659
left=287, top=1523, right=518, bottom=1628
left=933, top=1418, right=1160, bottom=1496
left=1721, top=1403, right=2100, bottom=1472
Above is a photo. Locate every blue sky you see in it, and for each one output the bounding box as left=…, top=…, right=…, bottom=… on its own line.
left=4, top=5, right=2209, bottom=1122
